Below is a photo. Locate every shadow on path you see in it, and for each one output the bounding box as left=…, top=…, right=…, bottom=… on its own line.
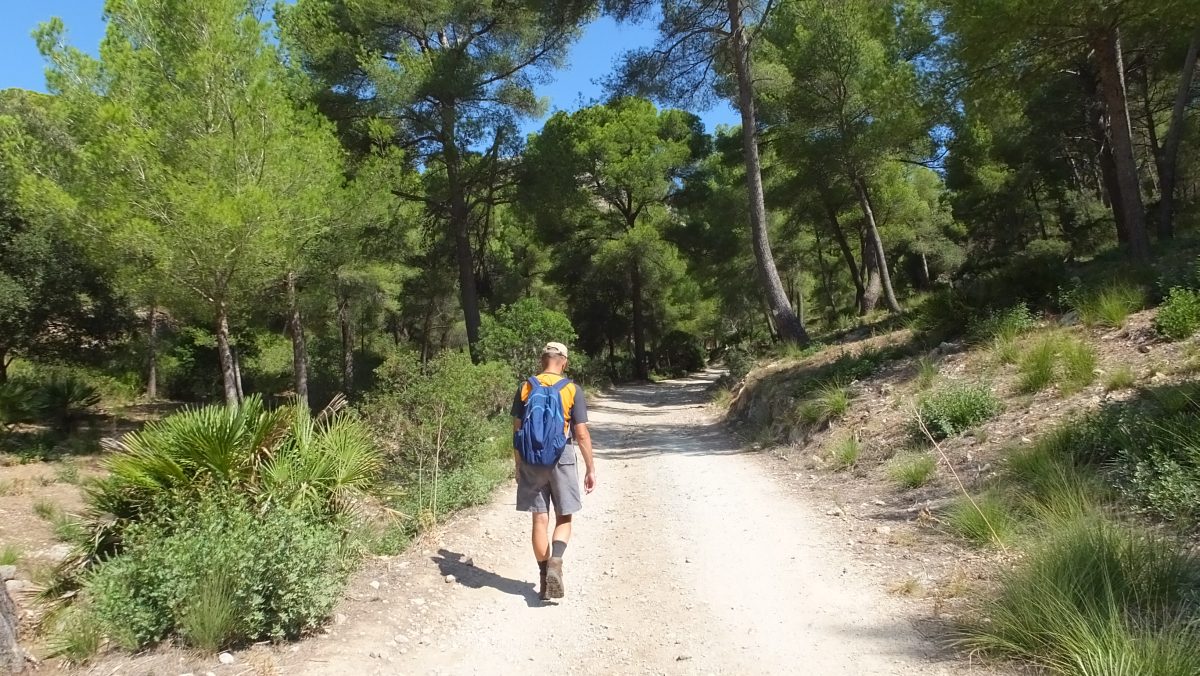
left=431, top=549, right=544, bottom=608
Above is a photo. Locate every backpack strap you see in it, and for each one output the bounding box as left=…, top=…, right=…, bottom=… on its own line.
left=550, top=378, right=571, bottom=392
left=527, top=375, right=542, bottom=389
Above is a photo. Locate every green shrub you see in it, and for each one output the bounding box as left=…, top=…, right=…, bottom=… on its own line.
left=1104, top=365, right=1136, bottom=391
left=795, top=381, right=851, bottom=429
left=956, top=519, right=1200, bottom=675
left=915, top=384, right=1002, bottom=441
left=915, top=356, right=938, bottom=390
left=969, top=304, right=1038, bottom=343
left=828, top=435, right=860, bottom=470
left=944, top=491, right=1019, bottom=547
left=33, top=373, right=101, bottom=430
left=0, top=544, right=20, bottom=565
left=1005, top=427, right=1106, bottom=523
left=1017, top=336, right=1059, bottom=393
left=888, top=452, right=937, bottom=489
left=0, top=379, right=41, bottom=432
left=1071, top=281, right=1145, bottom=328
left=75, top=395, right=379, bottom=574
left=45, top=605, right=102, bottom=665
left=722, top=344, right=755, bottom=381
left=1060, top=340, right=1097, bottom=393
left=1154, top=287, right=1200, bottom=341
left=654, top=330, right=706, bottom=377
left=88, top=492, right=346, bottom=650
left=478, top=298, right=578, bottom=378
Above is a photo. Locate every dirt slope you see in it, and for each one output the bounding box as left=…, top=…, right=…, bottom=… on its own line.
left=277, top=372, right=985, bottom=676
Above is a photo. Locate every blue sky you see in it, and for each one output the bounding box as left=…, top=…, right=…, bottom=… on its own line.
left=0, top=2, right=739, bottom=136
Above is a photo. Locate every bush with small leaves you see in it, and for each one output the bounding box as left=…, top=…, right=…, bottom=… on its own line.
left=88, top=491, right=346, bottom=651
left=1154, top=287, right=1200, bottom=341
left=914, top=384, right=1002, bottom=441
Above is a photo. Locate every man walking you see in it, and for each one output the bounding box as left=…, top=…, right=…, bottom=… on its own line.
left=511, top=341, right=596, bottom=601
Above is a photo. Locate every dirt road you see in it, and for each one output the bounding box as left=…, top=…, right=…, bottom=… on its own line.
left=287, top=373, right=968, bottom=676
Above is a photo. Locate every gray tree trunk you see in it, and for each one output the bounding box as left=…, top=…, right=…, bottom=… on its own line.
left=442, top=107, right=483, bottom=361
left=853, top=176, right=902, bottom=313
left=727, top=0, right=810, bottom=345
left=1158, top=28, right=1200, bottom=239
left=1091, top=27, right=1151, bottom=261
left=215, top=302, right=239, bottom=406
left=146, top=304, right=158, bottom=400
left=286, top=271, right=309, bottom=408
left=860, top=235, right=883, bottom=315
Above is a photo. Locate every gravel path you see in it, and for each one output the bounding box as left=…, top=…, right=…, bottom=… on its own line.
left=287, top=372, right=969, bottom=676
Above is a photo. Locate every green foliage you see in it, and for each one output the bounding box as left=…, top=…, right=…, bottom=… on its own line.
left=828, top=434, right=860, bottom=470
left=722, top=344, right=756, bottom=382
left=957, top=519, right=1200, bottom=675
left=795, top=381, right=851, bottom=430
left=888, top=452, right=937, bottom=489
left=1154, top=287, right=1200, bottom=341
left=1017, top=334, right=1096, bottom=394
left=654, top=330, right=706, bottom=377
left=1104, top=365, right=1136, bottom=391
left=915, top=356, right=938, bottom=390
left=944, top=491, right=1019, bottom=547
left=88, top=491, right=345, bottom=650
left=969, top=304, right=1038, bottom=343
left=478, top=298, right=578, bottom=378
left=1070, top=281, right=1145, bottom=328
left=915, top=383, right=1002, bottom=441
left=79, top=395, right=379, bottom=571
left=45, top=605, right=102, bottom=665
left=0, top=544, right=20, bottom=566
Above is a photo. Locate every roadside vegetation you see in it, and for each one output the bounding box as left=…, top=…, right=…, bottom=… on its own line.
left=1, top=0, right=1198, bottom=672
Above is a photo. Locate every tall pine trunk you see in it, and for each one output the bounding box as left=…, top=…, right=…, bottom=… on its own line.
left=442, top=107, right=483, bottom=361
left=286, top=271, right=309, bottom=408
left=146, top=304, right=158, bottom=400
left=1090, top=27, right=1151, bottom=261
left=727, top=0, right=809, bottom=345
left=630, top=261, right=649, bottom=380
left=853, top=176, right=902, bottom=313
left=1159, top=28, right=1200, bottom=239
left=860, top=236, right=884, bottom=315
left=215, top=301, right=238, bottom=406
left=825, top=203, right=865, bottom=312
left=338, top=295, right=354, bottom=395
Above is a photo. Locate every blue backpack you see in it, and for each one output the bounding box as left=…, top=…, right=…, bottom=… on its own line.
left=514, top=376, right=571, bottom=466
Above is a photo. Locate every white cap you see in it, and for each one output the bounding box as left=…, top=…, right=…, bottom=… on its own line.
left=542, top=341, right=569, bottom=359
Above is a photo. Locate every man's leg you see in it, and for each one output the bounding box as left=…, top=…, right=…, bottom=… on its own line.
left=551, top=514, right=572, bottom=553
left=532, top=512, right=550, bottom=600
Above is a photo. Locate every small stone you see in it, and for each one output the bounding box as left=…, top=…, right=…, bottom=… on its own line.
left=874, top=526, right=892, bottom=535
left=872, top=499, right=886, bottom=506
left=444, top=574, right=456, bottom=584
left=463, top=557, right=474, bottom=567
left=395, top=634, right=409, bottom=643
left=0, top=566, right=14, bottom=582
left=826, top=508, right=844, bottom=517
left=370, top=580, right=381, bottom=590
left=411, top=598, right=426, bottom=605
left=5, top=579, right=27, bottom=594
left=1138, top=344, right=1151, bottom=354
left=335, top=613, right=348, bottom=625
left=218, top=652, right=236, bottom=665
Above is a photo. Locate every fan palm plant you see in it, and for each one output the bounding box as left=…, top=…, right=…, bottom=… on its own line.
left=45, top=395, right=381, bottom=605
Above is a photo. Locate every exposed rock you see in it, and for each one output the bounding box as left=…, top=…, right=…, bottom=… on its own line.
left=444, top=574, right=456, bottom=584
left=0, top=566, right=24, bottom=672
left=0, top=567, right=14, bottom=582
left=218, top=652, right=236, bottom=665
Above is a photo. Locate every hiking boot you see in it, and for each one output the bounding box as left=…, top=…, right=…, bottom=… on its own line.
left=538, top=570, right=549, bottom=601
left=545, top=557, right=565, bottom=599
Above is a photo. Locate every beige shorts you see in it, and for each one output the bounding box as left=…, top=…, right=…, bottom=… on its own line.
left=516, top=445, right=582, bottom=516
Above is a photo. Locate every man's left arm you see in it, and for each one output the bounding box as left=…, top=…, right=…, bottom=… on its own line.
left=571, top=385, right=596, bottom=493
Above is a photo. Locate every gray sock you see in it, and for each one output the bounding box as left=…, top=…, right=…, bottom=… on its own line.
left=551, top=540, right=567, bottom=558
